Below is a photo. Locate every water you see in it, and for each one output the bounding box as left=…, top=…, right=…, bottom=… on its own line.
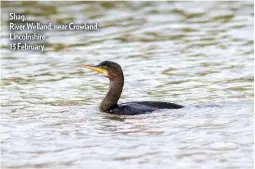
left=1, top=1, right=254, bottom=169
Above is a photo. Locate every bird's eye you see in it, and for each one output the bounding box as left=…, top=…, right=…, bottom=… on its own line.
left=102, top=66, right=108, bottom=69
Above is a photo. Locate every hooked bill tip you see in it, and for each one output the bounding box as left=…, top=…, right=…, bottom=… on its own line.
left=80, top=64, right=92, bottom=68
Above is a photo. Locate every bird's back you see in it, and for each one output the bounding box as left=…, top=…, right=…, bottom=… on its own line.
left=108, top=101, right=183, bottom=115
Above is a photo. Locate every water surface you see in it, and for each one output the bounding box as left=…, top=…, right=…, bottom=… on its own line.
left=1, top=1, right=254, bottom=169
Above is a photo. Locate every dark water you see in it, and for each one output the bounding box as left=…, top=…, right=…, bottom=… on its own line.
left=1, top=1, right=254, bottom=169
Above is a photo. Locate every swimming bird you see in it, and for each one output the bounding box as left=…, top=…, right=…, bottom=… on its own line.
left=81, top=61, right=183, bottom=115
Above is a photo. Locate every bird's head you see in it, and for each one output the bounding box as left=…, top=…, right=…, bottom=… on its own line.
left=81, top=61, right=123, bottom=80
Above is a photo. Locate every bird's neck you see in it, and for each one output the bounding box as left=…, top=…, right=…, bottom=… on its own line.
left=99, top=75, right=124, bottom=112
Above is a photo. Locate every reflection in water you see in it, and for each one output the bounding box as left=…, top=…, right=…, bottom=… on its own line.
left=1, top=1, right=254, bottom=169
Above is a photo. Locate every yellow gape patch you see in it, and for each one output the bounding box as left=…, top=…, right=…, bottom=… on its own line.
left=81, top=65, right=109, bottom=77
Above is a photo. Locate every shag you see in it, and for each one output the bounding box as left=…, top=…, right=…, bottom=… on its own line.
left=81, top=61, right=183, bottom=115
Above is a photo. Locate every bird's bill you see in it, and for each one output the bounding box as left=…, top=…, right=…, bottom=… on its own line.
left=80, top=64, right=109, bottom=77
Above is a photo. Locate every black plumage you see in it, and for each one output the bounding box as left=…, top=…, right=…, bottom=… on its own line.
left=81, top=61, right=183, bottom=115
